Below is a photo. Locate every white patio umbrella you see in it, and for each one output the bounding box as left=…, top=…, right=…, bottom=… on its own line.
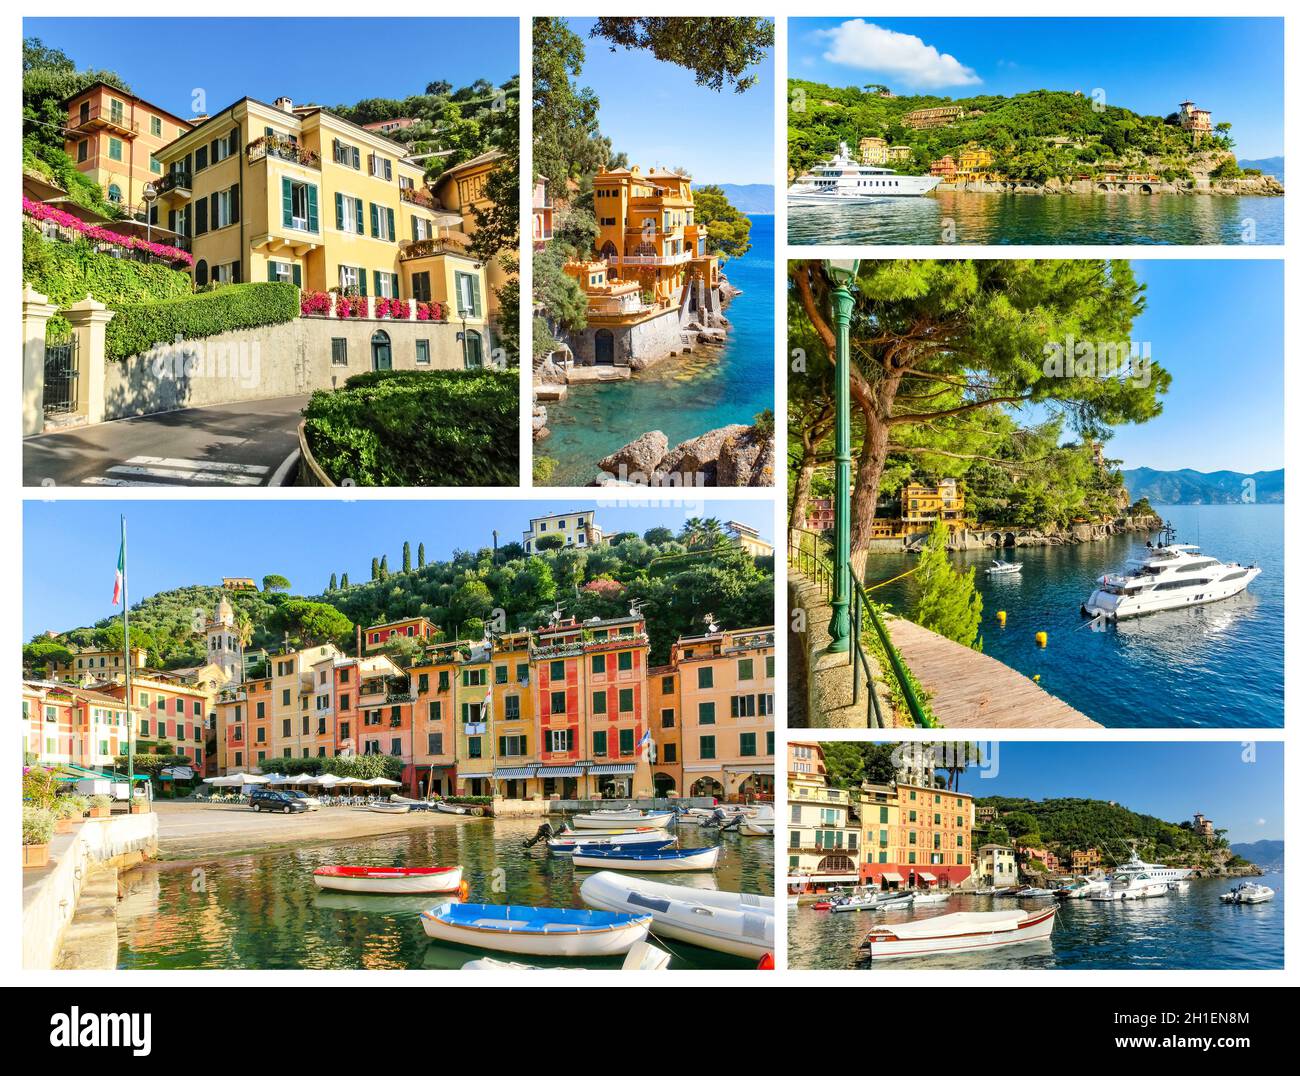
left=207, top=773, right=268, bottom=787
left=315, top=774, right=346, bottom=788
left=292, top=774, right=322, bottom=786
left=366, top=777, right=401, bottom=788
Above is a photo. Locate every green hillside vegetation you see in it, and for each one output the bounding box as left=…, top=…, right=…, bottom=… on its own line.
left=788, top=83, right=1235, bottom=182
left=26, top=523, right=774, bottom=673
left=973, top=796, right=1232, bottom=868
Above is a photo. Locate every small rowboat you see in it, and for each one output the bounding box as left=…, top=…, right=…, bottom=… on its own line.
left=420, top=902, right=651, bottom=958
left=580, top=872, right=775, bottom=960
left=367, top=802, right=410, bottom=815
left=313, top=865, right=465, bottom=895
left=462, top=940, right=671, bottom=971
left=830, top=892, right=913, bottom=914
left=864, top=907, right=1056, bottom=960
left=910, top=891, right=951, bottom=905
left=572, top=810, right=676, bottom=831
left=572, top=845, right=720, bottom=872
left=547, top=828, right=676, bottom=854
left=435, top=802, right=469, bottom=815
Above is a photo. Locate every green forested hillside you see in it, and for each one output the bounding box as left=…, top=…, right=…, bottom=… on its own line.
left=788, top=82, right=1234, bottom=182
left=27, top=524, right=774, bottom=672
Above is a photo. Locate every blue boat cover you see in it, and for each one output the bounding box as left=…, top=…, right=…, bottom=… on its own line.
left=422, top=902, right=648, bottom=934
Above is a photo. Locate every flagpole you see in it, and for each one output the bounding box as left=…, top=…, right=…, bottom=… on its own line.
left=122, top=514, right=134, bottom=801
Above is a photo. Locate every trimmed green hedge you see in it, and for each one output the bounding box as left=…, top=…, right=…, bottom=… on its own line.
left=105, top=282, right=300, bottom=361
left=303, top=369, right=519, bottom=487
left=23, top=224, right=191, bottom=336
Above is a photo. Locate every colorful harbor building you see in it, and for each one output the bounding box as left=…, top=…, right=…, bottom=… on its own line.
left=360, top=616, right=440, bottom=654
left=1179, top=100, right=1213, bottom=143
left=977, top=844, right=1018, bottom=888
left=523, top=510, right=604, bottom=553
left=62, top=81, right=193, bottom=214
left=22, top=682, right=133, bottom=771
left=787, top=741, right=863, bottom=890
left=647, top=664, right=683, bottom=797
left=560, top=165, right=725, bottom=368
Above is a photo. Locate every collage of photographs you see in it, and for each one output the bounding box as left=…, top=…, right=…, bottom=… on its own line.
left=11, top=11, right=1290, bottom=1003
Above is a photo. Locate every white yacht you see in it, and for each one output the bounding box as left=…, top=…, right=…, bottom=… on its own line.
left=788, top=142, right=941, bottom=205
left=1111, top=850, right=1193, bottom=884
left=1082, top=527, right=1260, bottom=621
left=1091, top=872, right=1169, bottom=902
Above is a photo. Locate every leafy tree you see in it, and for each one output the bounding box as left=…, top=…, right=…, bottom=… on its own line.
left=379, top=555, right=389, bottom=580
left=692, top=185, right=753, bottom=261
left=370, top=557, right=379, bottom=581
left=913, top=521, right=983, bottom=650
left=533, top=17, right=606, bottom=183
left=23, top=639, right=72, bottom=678
left=262, top=575, right=291, bottom=593
left=276, top=600, right=353, bottom=648
left=535, top=533, right=566, bottom=551
left=590, top=18, right=774, bottom=94
left=789, top=259, right=1170, bottom=571
left=643, top=527, right=675, bottom=545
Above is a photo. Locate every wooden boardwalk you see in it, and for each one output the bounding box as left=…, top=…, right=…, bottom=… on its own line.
left=885, top=615, right=1101, bottom=729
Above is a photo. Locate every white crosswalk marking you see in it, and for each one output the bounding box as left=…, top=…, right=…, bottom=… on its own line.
left=80, top=456, right=271, bottom=487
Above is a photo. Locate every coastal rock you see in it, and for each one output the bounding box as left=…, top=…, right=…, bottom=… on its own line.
left=597, top=430, right=668, bottom=481
left=658, top=424, right=749, bottom=483
left=717, top=427, right=777, bottom=487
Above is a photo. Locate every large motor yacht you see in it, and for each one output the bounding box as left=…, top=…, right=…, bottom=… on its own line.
left=788, top=143, right=941, bottom=204
left=1082, top=525, right=1260, bottom=621
left=1111, top=849, right=1193, bottom=884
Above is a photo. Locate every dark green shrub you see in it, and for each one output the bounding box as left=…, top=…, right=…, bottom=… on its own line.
left=105, top=282, right=300, bottom=360
left=303, top=369, right=519, bottom=487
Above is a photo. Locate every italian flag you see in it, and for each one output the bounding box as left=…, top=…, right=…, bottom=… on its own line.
left=113, top=535, right=124, bottom=605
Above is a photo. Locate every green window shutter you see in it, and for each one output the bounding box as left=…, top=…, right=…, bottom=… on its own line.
left=355, top=198, right=364, bottom=235
left=358, top=269, right=367, bottom=297
left=386, top=207, right=395, bottom=240
left=292, top=264, right=301, bottom=288
left=268, top=261, right=277, bottom=282
left=306, top=185, right=319, bottom=232
left=335, top=192, right=344, bottom=230
left=352, top=146, right=361, bottom=169
left=393, top=274, right=399, bottom=300
left=471, top=274, right=482, bottom=316
left=229, top=183, right=239, bottom=223
left=281, top=178, right=293, bottom=228
left=370, top=202, right=379, bottom=236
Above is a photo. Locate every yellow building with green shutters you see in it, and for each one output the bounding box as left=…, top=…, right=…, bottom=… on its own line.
left=150, top=95, right=491, bottom=364
left=453, top=644, right=493, bottom=797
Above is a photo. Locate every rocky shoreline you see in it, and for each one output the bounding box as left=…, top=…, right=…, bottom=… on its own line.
left=931, top=510, right=1164, bottom=551
left=937, top=173, right=1283, bottom=198
left=594, top=422, right=775, bottom=487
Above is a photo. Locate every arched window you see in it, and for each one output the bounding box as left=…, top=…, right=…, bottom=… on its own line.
left=370, top=330, right=392, bottom=371
left=462, top=329, right=483, bottom=369
left=194, top=259, right=209, bottom=287
left=107, top=183, right=122, bottom=204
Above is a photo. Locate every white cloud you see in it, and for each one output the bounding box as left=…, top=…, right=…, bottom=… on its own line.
left=816, top=20, right=981, bottom=89
left=1257, top=818, right=1267, bottom=826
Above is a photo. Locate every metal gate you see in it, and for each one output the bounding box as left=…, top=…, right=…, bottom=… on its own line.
left=43, top=336, right=78, bottom=416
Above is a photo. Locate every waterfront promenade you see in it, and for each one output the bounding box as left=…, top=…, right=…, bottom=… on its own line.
left=884, top=615, right=1100, bottom=728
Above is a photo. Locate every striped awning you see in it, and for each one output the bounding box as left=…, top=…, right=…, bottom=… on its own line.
left=880, top=872, right=904, bottom=883
left=919, top=872, right=938, bottom=882
left=537, top=766, right=583, bottom=778
left=586, top=763, right=635, bottom=776
left=492, top=767, right=536, bottom=779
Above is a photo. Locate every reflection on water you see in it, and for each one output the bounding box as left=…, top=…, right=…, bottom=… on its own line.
left=865, top=505, right=1282, bottom=727
left=787, top=193, right=1284, bottom=246
left=540, top=215, right=774, bottom=486
left=789, top=874, right=1284, bottom=970
left=116, top=819, right=773, bottom=971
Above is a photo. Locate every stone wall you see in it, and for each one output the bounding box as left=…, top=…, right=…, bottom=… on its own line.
left=102, top=316, right=471, bottom=421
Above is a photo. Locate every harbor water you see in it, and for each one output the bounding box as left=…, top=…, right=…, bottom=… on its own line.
left=115, top=818, right=774, bottom=970
left=540, top=214, right=774, bottom=486
left=865, top=504, right=1283, bottom=728
left=789, top=873, right=1284, bottom=970
left=787, top=193, right=1284, bottom=246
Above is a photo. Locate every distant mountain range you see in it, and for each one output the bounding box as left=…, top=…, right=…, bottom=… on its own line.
left=1122, top=468, right=1284, bottom=505
left=702, top=183, right=774, bottom=214
left=1237, top=157, right=1284, bottom=183
left=1231, top=839, right=1283, bottom=869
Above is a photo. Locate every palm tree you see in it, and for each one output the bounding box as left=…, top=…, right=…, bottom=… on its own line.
left=681, top=517, right=727, bottom=549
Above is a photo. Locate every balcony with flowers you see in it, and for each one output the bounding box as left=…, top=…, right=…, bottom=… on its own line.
left=246, top=135, right=321, bottom=170
left=299, top=288, right=446, bottom=323
left=22, top=196, right=193, bottom=269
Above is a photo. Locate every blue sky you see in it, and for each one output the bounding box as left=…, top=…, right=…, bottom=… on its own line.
left=567, top=17, right=775, bottom=186
left=961, top=742, right=1284, bottom=842
left=22, top=500, right=774, bottom=639
left=22, top=18, right=519, bottom=117
left=791, top=18, right=1284, bottom=159
left=1105, top=260, right=1283, bottom=474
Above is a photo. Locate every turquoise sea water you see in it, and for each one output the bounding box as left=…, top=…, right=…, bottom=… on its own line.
left=115, top=818, right=773, bottom=970
left=788, top=192, right=1284, bottom=246
left=789, top=873, right=1284, bottom=970
left=540, top=214, right=775, bottom=486
left=865, top=504, right=1283, bottom=728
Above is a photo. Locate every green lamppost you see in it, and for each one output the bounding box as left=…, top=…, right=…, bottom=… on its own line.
left=824, top=259, right=859, bottom=653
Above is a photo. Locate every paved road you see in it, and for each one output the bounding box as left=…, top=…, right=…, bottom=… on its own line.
left=23, top=395, right=310, bottom=488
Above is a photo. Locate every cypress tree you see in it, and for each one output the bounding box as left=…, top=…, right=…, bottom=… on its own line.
left=341, top=572, right=349, bottom=589
left=329, top=572, right=338, bottom=591
left=403, top=541, right=412, bottom=573
left=418, top=542, right=426, bottom=569
left=371, top=557, right=379, bottom=581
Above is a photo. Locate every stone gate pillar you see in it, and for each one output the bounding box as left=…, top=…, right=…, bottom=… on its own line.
left=22, top=283, right=58, bottom=437
left=65, top=294, right=115, bottom=426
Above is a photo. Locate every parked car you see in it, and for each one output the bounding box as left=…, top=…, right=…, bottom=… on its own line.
left=283, top=790, right=322, bottom=811
left=249, top=789, right=308, bottom=815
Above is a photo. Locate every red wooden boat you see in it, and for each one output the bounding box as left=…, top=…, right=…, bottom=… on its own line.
left=313, top=865, right=467, bottom=895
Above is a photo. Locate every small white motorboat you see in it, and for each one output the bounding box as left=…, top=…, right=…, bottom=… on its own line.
left=985, top=560, right=1023, bottom=576
left=1016, top=887, right=1057, bottom=898
left=830, top=892, right=914, bottom=914
left=421, top=902, right=651, bottom=958
left=572, top=810, right=676, bottom=831
left=580, top=872, right=775, bottom=960
left=910, top=891, right=951, bottom=905
left=367, top=802, right=411, bottom=815
left=738, top=817, right=774, bottom=837
left=865, top=907, right=1056, bottom=960
left=1220, top=882, right=1274, bottom=904
left=313, top=865, right=464, bottom=895
left=546, top=828, right=677, bottom=854
left=1090, top=873, right=1168, bottom=902
left=462, top=940, right=671, bottom=971
left=435, top=801, right=469, bottom=815
left=572, top=845, right=720, bottom=872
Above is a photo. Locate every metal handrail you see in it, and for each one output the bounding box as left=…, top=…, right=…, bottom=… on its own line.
left=788, top=526, right=934, bottom=728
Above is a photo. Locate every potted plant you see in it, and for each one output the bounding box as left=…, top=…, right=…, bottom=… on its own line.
left=130, top=794, right=151, bottom=814
left=23, top=806, right=55, bottom=869
left=88, top=794, right=112, bottom=819
left=53, top=797, right=84, bottom=834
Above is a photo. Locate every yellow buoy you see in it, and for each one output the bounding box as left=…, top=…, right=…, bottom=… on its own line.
left=1033, top=674, right=1041, bottom=682
left=1035, top=631, right=1048, bottom=647
left=996, top=610, right=1007, bottom=625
